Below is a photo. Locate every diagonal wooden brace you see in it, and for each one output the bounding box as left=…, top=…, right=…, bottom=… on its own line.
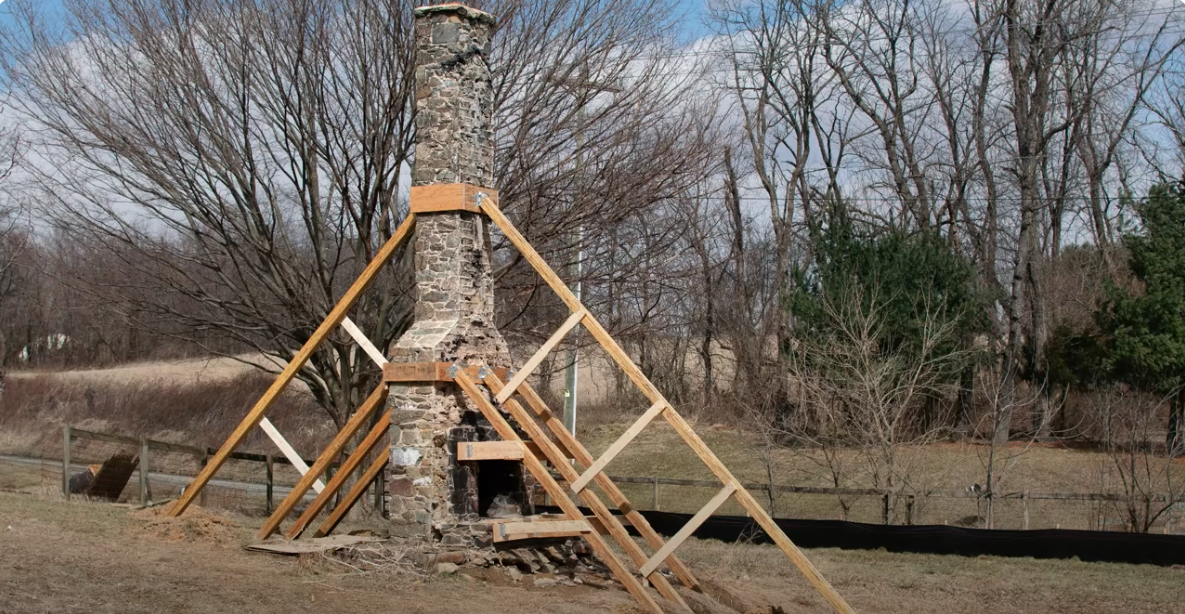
left=453, top=371, right=667, bottom=614
left=570, top=401, right=665, bottom=494
left=639, top=483, right=736, bottom=576
left=481, top=197, right=856, bottom=614
left=169, top=214, right=416, bottom=518
left=512, top=381, right=702, bottom=592
left=285, top=409, right=392, bottom=539
left=257, top=382, right=388, bottom=540
left=314, top=447, right=390, bottom=538
left=482, top=375, right=693, bottom=612
left=495, top=308, right=586, bottom=403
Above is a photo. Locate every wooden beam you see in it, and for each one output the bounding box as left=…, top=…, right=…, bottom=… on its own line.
left=409, top=184, right=497, bottom=214
left=456, top=441, right=524, bottom=461
left=570, top=401, right=665, bottom=494
left=481, top=199, right=854, bottom=614
left=313, top=448, right=389, bottom=538
left=169, top=214, right=416, bottom=517
left=340, top=316, right=388, bottom=367
left=495, top=308, right=586, bottom=403
left=453, top=371, right=665, bottom=614
left=480, top=375, right=692, bottom=613
left=257, top=382, right=387, bottom=540
left=493, top=519, right=592, bottom=542
left=382, top=362, right=511, bottom=383
left=511, top=379, right=701, bottom=594
left=285, top=410, right=392, bottom=539
left=639, top=484, right=736, bottom=577
left=258, top=417, right=325, bottom=494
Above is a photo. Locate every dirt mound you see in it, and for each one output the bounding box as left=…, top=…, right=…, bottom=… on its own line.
left=130, top=504, right=242, bottom=544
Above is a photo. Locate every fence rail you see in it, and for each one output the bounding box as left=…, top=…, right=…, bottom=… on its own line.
left=60, top=424, right=342, bottom=512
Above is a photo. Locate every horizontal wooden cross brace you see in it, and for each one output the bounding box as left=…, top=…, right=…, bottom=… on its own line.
left=409, top=184, right=498, bottom=214
left=455, top=440, right=572, bottom=461
left=383, top=362, right=512, bottom=383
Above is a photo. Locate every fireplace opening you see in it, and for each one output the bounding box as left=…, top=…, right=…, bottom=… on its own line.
left=476, top=460, right=525, bottom=518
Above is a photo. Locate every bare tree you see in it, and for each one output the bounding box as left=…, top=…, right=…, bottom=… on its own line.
left=757, top=286, right=969, bottom=521
left=1, top=0, right=707, bottom=426
left=1089, top=387, right=1185, bottom=533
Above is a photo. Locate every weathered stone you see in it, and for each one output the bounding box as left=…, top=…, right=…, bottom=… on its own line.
left=436, top=562, right=459, bottom=575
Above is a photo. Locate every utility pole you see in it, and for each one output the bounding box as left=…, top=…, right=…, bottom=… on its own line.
left=551, top=67, right=621, bottom=437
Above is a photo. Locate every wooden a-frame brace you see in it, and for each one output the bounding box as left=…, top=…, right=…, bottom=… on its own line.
left=171, top=189, right=857, bottom=614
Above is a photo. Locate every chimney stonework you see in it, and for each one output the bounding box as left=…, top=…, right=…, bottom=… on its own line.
left=387, top=4, right=526, bottom=550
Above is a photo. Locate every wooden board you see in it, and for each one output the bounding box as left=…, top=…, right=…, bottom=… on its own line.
left=383, top=362, right=512, bottom=383
left=570, top=401, right=665, bottom=494
left=493, top=519, right=592, bottom=542
left=409, top=184, right=498, bottom=214
left=313, top=448, right=390, bottom=538
left=169, top=213, right=416, bottom=517
left=257, top=382, right=387, bottom=540
left=495, top=308, right=586, bottom=403
left=480, top=375, right=692, bottom=613
left=505, top=381, right=702, bottom=592
left=457, top=441, right=537, bottom=461
left=481, top=199, right=855, bottom=614
left=639, top=484, right=736, bottom=576
left=453, top=371, right=665, bottom=614
left=285, top=410, right=392, bottom=539
left=258, top=417, right=325, bottom=493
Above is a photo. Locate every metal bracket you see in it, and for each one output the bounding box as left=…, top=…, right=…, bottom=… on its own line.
left=446, top=363, right=462, bottom=378
left=476, top=366, right=492, bottom=380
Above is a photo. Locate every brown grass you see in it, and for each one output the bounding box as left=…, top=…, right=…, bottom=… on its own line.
left=0, top=487, right=1181, bottom=614
left=0, top=371, right=331, bottom=457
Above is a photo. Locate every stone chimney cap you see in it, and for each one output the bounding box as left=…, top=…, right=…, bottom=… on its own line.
left=413, top=4, right=496, bottom=26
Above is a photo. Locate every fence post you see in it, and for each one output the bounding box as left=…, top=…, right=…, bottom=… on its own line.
left=883, top=493, right=891, bottom=524
left=1022, top=491, right=1029, bottom=530
left=372, top=464, right=384, bottom=515
left=265, top=453, right=274, bottom=514
left=906, top=495, right=915, bottom=525
left=200, top=450, right=209, bottom=508
left=61, top=425, right=71, bottom=500
left=139, top=437, right=150, bottom=506
left=652, top=475, right=660, bottom=511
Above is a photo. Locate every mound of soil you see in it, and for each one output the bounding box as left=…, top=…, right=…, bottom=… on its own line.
left=130, top=504, right=242, bottom=544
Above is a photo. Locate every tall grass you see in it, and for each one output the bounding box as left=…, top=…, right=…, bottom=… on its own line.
left=0, top=373, right=332, bottom=457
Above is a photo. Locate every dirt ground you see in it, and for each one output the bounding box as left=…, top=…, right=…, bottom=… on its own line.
left=2, top=462, right=1184, bottom=614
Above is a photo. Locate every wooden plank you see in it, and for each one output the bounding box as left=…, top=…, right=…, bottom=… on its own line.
left=383, top=362, right=512, bottom=382
left=661, top=406, right=857, bottom=614
left=481, top=376, right=692, bottom=612
left=495, top=308, right=586, bottom=403
left=257, top=382, right=388, bottom=539
left=482, top=200, right=851, bottom=612
left=453, top=371, right=665, bottom=614
left=494, top=519, right=591, bottom=542
left=570, top=401, right=665, bottom=494
left=514, top=381, right=702, bottom=593
left=457, top=441, right=524, bottom=461
left=70, top=427, right=141, bottom=447
left=285, top=410, right=392, bottom=539
left=313, top=448, right=390, bottom=538
left=170, top=213, right=416, bottom=517
left=639, top=484, right=736, bottom=576
left=340, top=316, right=388, bottom=367
left=409, top=184, right=497, bottom=214
left=259, top=417, right=325, bottom=494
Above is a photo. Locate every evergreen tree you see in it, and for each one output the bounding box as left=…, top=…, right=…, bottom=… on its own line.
left=1097, top=181, right=1185, bottom=453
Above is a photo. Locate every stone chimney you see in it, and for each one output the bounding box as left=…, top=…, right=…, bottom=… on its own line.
left=386, top=4, right=526, bottom=550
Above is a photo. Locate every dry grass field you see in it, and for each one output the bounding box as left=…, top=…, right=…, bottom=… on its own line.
left=1, top=461, right=1183, bottom=614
